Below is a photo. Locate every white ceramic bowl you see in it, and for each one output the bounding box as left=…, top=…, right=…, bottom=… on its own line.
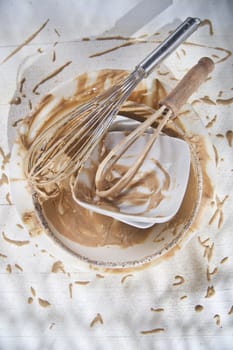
left=8, top=69, right=215, bottom=270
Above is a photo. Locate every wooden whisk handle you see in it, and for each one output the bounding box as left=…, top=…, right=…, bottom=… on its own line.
left=160, top=57, right=214, bottom=115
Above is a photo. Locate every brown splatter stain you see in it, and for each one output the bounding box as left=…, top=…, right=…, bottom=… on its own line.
left=226, top=130, right=233, bottom=147
left=52, top=50, right=56, bottom=62
left=212, top=54, right=220, bottom=59
left=16, top=224, right=24, bottom=229
left=19, top=77, right=26, bottom=94
left=157, top=70, right=169, bottom=76
left=51, top=261, right=65, bottom=273
left=28, top=99, right=33, bottom=110
left=183, top=41, right=232, bottom=64
left=207, top=266, right=218, bottom=282
left=220, top=257, right=228, bottom=264
left=37, top=48, right=43, bottom=53
left=0, top=173, right=9, bottom=186
left=15, top=263, right=23, bottom=272
left=32, top=61, right=72, bottom=94
left=214, top=314, right=221, bottom=326
left=6, top=264, right=12, bottom=273
left=191, top=99, right=201, bottom=106
left=0, top=253, right=7, bottom=258
left=195, top=305, right=204, bottom=312
left=216, top=133, right=224, bottom=138
left=199, top=19, right=214, bottom=35
left=89, top=313, right=104, bottom=327
left=22, top=212, right=43, bottom=237
left=89, top=38, right=149, bottom=58
left=11, top=117, right=24, bottom=128
left=200, top=97, right=216, bottom=106
left=203, top=242, right=214, bottom=262
left=74, top=280, right=90, bottom=285
left=140, top=328, right=165, bottom=335
left=38, top=298, right=51, bottom=308
left=31, top=287, right=36, bottom=297
left=212, top=145, right=219, bottom=166
left=69, top=283, right=73, bottom=299
left=28, top=297, right=33, bottom=304
left=1, top=19, right=49, bottom=64
left=170, top=76, right=179, bottom=81
left=150, top=308, right=164, bottom=312
left=121, top=274, right=133, bottom=284
left=2, top=232, right=30, bottom=246
left=180, top=295, right=187, bottom=300
left=153, top=236, right=165, bottom=243
left=213, top=47, right=232, bottom=63
left=206, top=115, right=217, bottom=128
left=9, top=96, right=21, bottom=105
left=49, top=322, right=55, bottom=329
left=96, top=274, right=105, bottom=278
left=6, top=192, right=13, bottom=205
left=209, top=195, right=228, bottom=229
left=96, top=35, right=133, bottom=41
left=0, top=147, right=10, bottom=169
left=152, top=32, right=160, bottom=36
left=228, top=306, right=233, bottom=315
left=205, top=286, right=215, bottom=298
left=181, top=48, right=186, bottom=56
left=198, top=236, right=210, bottom=247
left=216, top=97, right=233, bottom=105
left=172, top=275, right=185, bottom=286
left=54, top=28, right=60, bottom=37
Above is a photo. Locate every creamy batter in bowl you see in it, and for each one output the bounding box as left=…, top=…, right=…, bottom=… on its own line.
left=10, top=69, right=215, bottom=270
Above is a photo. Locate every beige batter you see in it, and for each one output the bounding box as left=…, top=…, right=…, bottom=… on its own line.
left=22, top=69, right=212, bottom=248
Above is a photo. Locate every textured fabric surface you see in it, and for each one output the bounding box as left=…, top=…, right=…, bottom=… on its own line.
left=0, top=1, right=232, bottom=349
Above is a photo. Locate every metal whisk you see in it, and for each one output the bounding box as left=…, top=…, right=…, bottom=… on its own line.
left=95, top=57, right=214, bottom=199
left=26, top=17, right=201, bottom=185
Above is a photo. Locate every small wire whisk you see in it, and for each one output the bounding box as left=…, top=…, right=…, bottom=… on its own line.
left=95, top=57, right=214, bottom=199
left=25, top=17, right=201, bottom=185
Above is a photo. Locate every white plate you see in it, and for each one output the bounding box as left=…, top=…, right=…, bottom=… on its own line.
left=72, top=128, right=190, bottom=228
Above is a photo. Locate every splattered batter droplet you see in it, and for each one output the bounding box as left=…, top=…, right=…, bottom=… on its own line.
left=31, top=287, right=36, bottom=297
left=69, top=283, right=73, bottom=299
left=220, top=257, right=228, bottom=264
left=213, top=314, right=221, bottom=326
left=195, top=305, right=204, bottom=312
left=173, top=275, right=185, bottom=286
left=150, top=308, right=164, bottom=312
left=38, top=298, right=51, bottom=308
left=90, top=313, right=104, bottom=327
left=51, top=261, right=65, bottom=273
left=140, top=328, right=165, bottom=335
left=205, top=286, right=215, bottom=298
left=121, top=274, right=133, bottom=284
